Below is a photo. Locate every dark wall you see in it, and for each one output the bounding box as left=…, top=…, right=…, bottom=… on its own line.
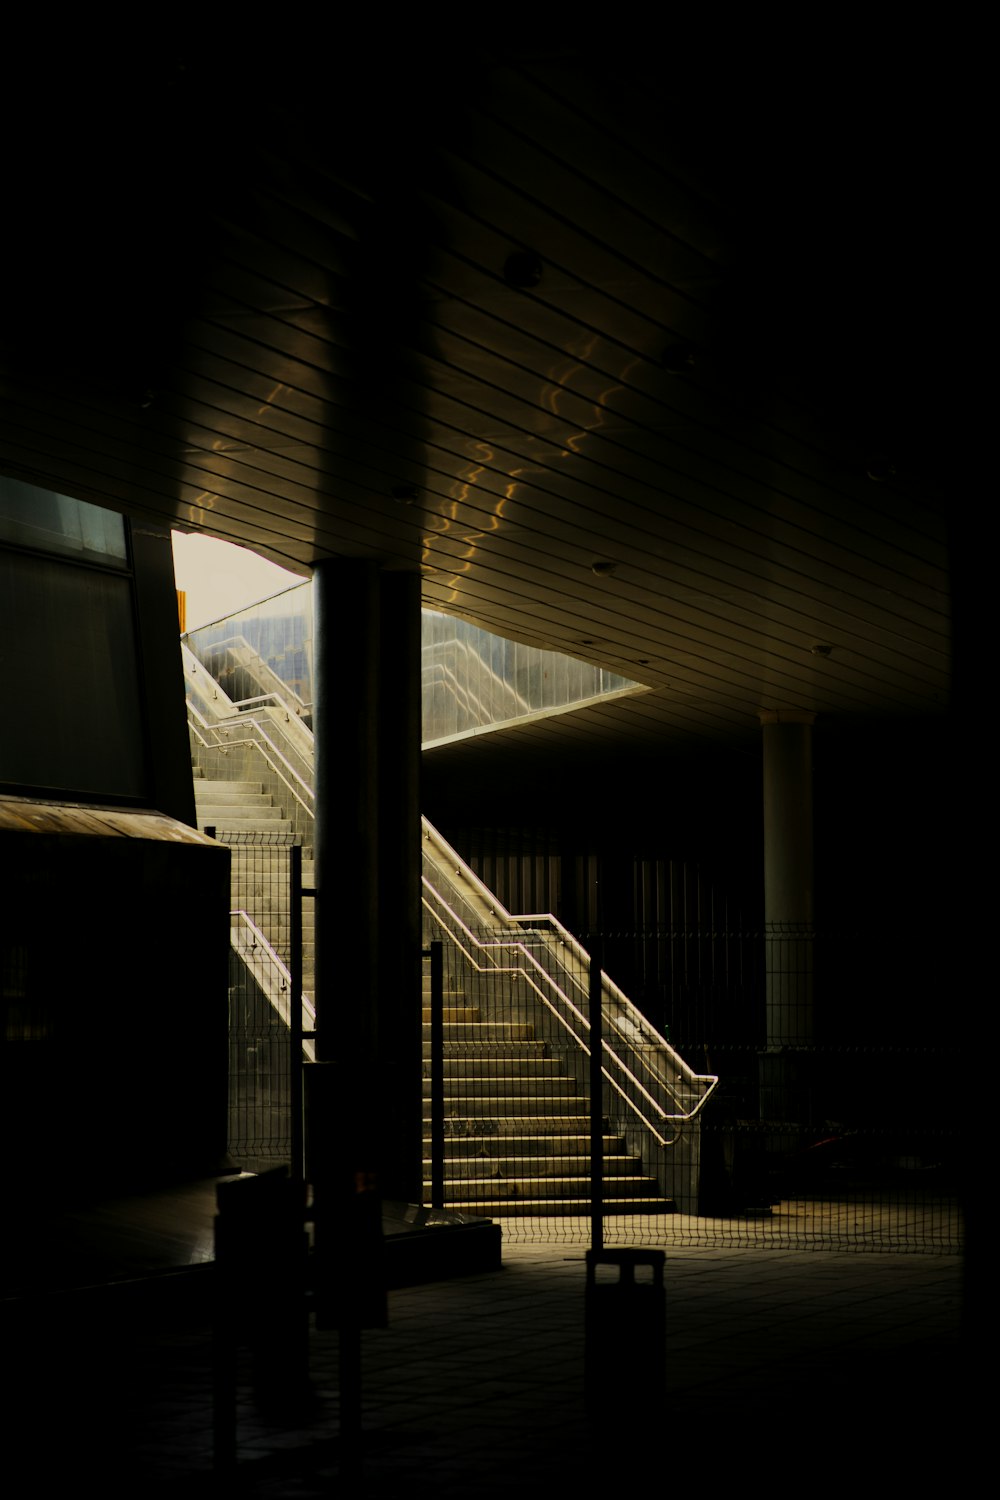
left=0, top=483, right=223, bottom=1205
left=814, top=718, right=952, bottom=1043
left=423, top=714, right=952, bottom=1051
left=0, top=545, right=147, bottom=798
left=423, top=734, right=763, bottom=1045
left=1, top=827, right=230, bottom=1201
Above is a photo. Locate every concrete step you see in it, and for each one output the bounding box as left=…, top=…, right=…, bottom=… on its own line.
left=199, top=814, right=293, bottom=832
left=431, top=1041, right=550, bottom=1059
left=425, top=1134, right=626, bottom=1158
left=428, top=1060, right=566, bottom=1080
left=202, top=819, right=295, bottom=834
left=427, top=1099, right=588, bottom=1118
left=422, top=1116, right=602, bottom=1134
left=421, top=1008, right=483, bottom=1025
left=229, top=856, right=314, bottom=866
left=195, top=786, right=281, bottom=804
left=196, top=804, right=291, bottom=822
left=423, top=1198, right=675, bottom=1218
left=421, top=983, right=469, bottom=1000
left=421, top=1022, right=537, bottom=1041
left=422, top=1075, right=579, bottom=1097
left=195, top=790, right=274, bottom=807
left=194, top=781, right=264, bottom=797
left=420, top=1175, right=665, bottom=1200
left=421, top=1154, right=642, bottom=1179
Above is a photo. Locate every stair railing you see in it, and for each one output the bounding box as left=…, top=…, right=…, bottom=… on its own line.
left=188, top=644, right=715, bottom=1155
left=196, top=632, right=312, bottom=720
left=421, top=636, right=533, bottom=727
left=422, top=883, right=695, bottom=1148
left=421, top=820, right=718, bottom=1142
left=231, top=910, right=316, bottom=1063
left=187, top=699, right=316, bottom=834
left=184, top=643, right=315, bottom=816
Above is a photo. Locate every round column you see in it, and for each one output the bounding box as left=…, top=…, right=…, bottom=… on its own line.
left=760, top=710, right=815, bottom=1120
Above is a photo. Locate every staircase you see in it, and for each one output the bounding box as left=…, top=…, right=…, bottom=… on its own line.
left=185, top=634, right=717, bottom=1212
left=193, top=770, right=316, bottom=1037
left=193, top=775, right=295, bottom=838
left=421, top=965, right=674, bottom=1216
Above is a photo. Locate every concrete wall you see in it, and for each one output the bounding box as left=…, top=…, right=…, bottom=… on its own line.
left=1, top=817, right=230, bottom=1199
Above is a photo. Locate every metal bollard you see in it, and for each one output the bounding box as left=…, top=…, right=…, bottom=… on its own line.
left=214, top=1169, right=310, bottom=1420
left=585, top=1248, right=666, bottom=1415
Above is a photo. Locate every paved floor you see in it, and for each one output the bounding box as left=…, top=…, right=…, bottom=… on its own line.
left=1, top=1187, right=970, bottom=1496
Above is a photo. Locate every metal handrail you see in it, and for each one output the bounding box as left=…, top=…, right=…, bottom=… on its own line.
left=228, top=693, right=297, bottom=712
left=511, top=918, right=671, bottom=1058
left=421, top=642, right=533, bottom=722
left=188, top=701, right=316, bottom=824
left=190, top=631, right=312, bottom=716
left=421, top=881, right=700, bottom=1143
left=230, top=909, right=316, bottom=1062
left=188, top=694, right=313, bottom=787
left=421, top=818, right=718, bottom=1126
left=190, top=642, right=714, bottom=1150
left=421, top=818, right=715, bottom=1066
left=422, top=900, right=680, bottom=1148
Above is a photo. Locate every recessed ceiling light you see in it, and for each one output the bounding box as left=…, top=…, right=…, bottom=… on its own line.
left=503, top=251, right=543, bottom=289
left=661, top=344, right=695, bottom=374
left=811, top=644, right=833, bottom=657
left=591, top=560, right=617, bottom=577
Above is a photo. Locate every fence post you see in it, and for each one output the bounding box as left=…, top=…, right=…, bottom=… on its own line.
left=590, top=949, right=604, bottom=1254
left=430, top=940, right=445, bottom=1209
left=289, top=842, right=303, bottom=1185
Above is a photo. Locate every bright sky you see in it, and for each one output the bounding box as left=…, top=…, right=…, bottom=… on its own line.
left=171, top=531, right=306, bottom=631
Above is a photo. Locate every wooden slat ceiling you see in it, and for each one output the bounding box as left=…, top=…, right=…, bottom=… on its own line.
left=0, top=43, right=955, bottom=752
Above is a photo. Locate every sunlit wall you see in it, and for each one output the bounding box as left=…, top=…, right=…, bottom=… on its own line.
left=184, top=583, right=643, bottom=745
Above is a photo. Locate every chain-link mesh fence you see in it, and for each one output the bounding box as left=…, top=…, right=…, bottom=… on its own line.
left=209, top=833, right=962, bottom=1254
left=421, top=911, right=963, bottom=1253
left=219, top=832, right=299, bottom=1171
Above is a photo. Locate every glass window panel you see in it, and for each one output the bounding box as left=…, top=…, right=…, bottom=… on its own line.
left=0, top=477, right=127, bottom=565
left=1, top=551, right=144, bottom=794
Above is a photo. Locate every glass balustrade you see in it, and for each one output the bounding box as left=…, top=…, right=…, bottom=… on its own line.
left=184, top=583, right=645, bottom=746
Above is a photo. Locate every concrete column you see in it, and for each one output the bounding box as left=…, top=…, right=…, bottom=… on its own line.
left=309, top=560, right=384, bottom=1315
left=760, top=711, right=815, bottom=1120
left=312, top=559, right=380, bottom=1072
left=311, top=560, right=424, bottom=1207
